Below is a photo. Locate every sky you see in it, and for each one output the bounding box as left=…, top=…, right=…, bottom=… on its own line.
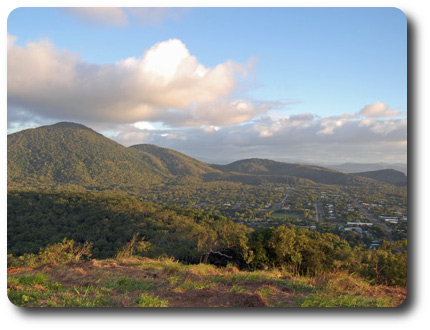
left=7, top=7, right=407, bottom=165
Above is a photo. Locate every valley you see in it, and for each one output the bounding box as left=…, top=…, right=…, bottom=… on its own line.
left=7, top=122, right=408, bottom=307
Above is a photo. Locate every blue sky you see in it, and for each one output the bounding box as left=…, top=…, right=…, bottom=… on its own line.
left=7, top=7, right=407, bottom=164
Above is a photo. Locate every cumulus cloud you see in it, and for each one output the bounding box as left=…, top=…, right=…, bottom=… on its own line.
left=62, top=8, right=128, bottom=26
left=101, top=106, right=406, bottom=165
left=125, top=8, right=190, bottom=27
left=62, top=7, right=189, bottom=27
left=7, top=34, right=406, bottom=165
left=359, top=102, right=401, bottom=118
left=8, top=35, right=265, bottom=127
left=317, top=113, right=359, bottom=135
left=133, top=121, right=155, bottom=130
left=15, top=97, right=401, bottom=165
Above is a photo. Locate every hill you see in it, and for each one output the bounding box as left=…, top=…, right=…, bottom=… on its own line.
left=7, top=190, right=251, bottom=261
left=326, top=163, right=407, bottom=175
left=352, top=169, right=407, bottom=187
left=8, top=122, right=400, bottom=191
left=130, top=144, right=222, bottom=178
left=212, top=158, right=363, bottom=186
left=7, top=122, right=170, bottom=191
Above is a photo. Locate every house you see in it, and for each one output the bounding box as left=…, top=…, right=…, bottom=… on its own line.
left=369, top=243, right=380, bottom=250
left=345, top=227, right=363, bottom=234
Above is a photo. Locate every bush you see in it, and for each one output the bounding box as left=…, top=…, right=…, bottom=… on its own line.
left=352, top=241, right=407, bottom=286
left=115, top=234, right=151, bottom=259
left=7, top=239, right=92, bottom=268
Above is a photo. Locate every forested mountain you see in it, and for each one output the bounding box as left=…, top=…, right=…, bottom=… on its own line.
left=131, top=144, right=222, bottom=177
left=326, top=163, right=407, bottom=175
left=7, top=122, right=398, bottom=191
left=352, top=169, right=407, bottom=187
left=7, top=122, right=170, bottom=191
left=7, top=190, right=251, bottom=262
left=211, top=158, right=364, bottom=186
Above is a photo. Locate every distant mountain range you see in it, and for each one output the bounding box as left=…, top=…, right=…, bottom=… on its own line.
left=7, top=122, right=407, bottom=191
left=352, top=169, right=407, bottom=187
left=325, top=163, right=407, bottom=175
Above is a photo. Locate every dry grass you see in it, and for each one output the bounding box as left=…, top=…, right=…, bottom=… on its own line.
left=7, top=257, right=406, bottom=308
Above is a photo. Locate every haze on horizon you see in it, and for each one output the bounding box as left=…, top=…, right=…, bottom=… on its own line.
left=7, top=7, right=407, bottom=165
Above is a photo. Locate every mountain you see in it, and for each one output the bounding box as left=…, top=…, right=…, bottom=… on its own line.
left=8, top=122, right=400, bottom=191
left=130, top=144, right=222, bottom=178
left=325, top=163, right=407, bottom=175
left=211, top=158, right=363, bottom=186
left=352, top=169, right=407, bottom=187
left=7, top=122, right=170, bottom=191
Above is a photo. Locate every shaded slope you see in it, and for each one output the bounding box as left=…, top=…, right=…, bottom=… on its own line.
left=326, top=163, right=407, bottom=175
left=7, top=122, right=169, bottom=191
left=130, top=144, right=223, bottom=178
left=352, top=169, right=407, bottom=187
left=212, top=158, right=361, bottom=186
left=129, top=146, right=313, bottom=186
left=8, top=122, right=396, bottom=190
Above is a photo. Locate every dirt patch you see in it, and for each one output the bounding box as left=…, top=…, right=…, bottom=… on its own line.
left=42, top=261, right=162, bottom=288
left=103, top=266, right=158, bottom=278
left=161, top=288, right=268, bottom=307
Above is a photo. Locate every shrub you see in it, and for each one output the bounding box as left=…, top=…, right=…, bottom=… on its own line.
left=7, top=239, right=92, bottom=268
left=116, top=234, right=151, bottom=259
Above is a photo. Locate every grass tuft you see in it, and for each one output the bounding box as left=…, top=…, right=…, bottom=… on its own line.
left=136, top=293, right=169, bottom=307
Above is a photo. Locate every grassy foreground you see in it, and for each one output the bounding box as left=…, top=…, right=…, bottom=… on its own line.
left=7, top=257, right=406, bottom=307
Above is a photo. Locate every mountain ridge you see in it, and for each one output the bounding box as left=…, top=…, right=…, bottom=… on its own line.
left=7, top=122, right=401, bottom=191
left=7, top=122, right=170, bottom=191
left=325, top=162, right=407, bottom=175
left=352, top=169, right=407, bottom=187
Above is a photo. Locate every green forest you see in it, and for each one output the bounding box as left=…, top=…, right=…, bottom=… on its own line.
left=8, top=190, right=406, bottom=287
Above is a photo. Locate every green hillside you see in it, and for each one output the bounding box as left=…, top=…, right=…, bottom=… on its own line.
left=7, top=122, right=170, bottom=191
left=353, top=169, right=407, bottom=187
left=130, top=144, right=223, bottom=178
left=212, top=158, right=363, bottom=186
left=7, top=122, right=401, bottom=192
left=8, top=191, right=407, bottom=288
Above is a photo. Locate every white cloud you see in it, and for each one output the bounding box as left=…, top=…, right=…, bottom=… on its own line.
left=369, top=118, right=407, bottom=135
left=359, top=102, right=401, bottom=118
left=8, top=35, right=263, bottom=127
left=62, top=8, right=189, bottom=27
left=7, top=33, right=406, bottom=165
left=202, top=126, right=220, bottom=134
left=133, top=121, right=155, bottom=130
left=125, top=8, right=190, bottom=27
left=62, top=8, right=129, bottom=27
left=317, top=113, right=358, bottom=135
left=7, top=35, right=78, bottom=94
left=105, top=108, right=407, bottom=164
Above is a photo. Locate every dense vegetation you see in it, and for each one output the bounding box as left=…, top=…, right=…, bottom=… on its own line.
left=353, top=169, right=407, bottom=187
left=7, top=122, right=171, bottom=191
left=8, top=122, right=389, bottom=192
left=8, top=191, right=407, bottom=287
left=212, top=158, right=369, bottom=186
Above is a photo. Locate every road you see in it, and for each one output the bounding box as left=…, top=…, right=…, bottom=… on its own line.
left=315, top=199, right=324, bottom=222
left=273, top=189, right=291, bottom=210
left=347, top=194, right=392, bottom=240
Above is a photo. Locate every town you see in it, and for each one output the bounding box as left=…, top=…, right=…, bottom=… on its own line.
left=143, top=181, right=407, bottom=249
